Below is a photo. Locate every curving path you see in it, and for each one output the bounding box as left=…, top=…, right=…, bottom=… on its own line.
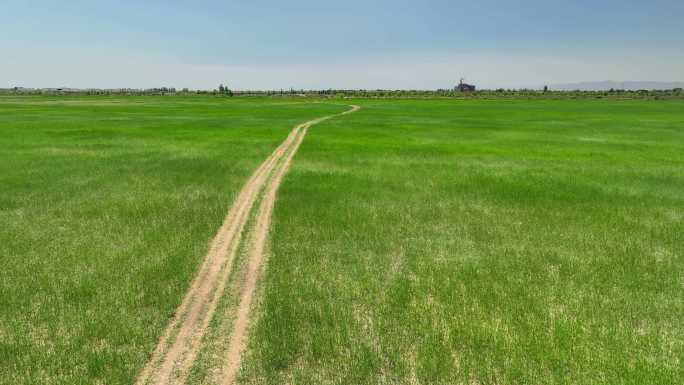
left=135, top=105, right=360, bottom=385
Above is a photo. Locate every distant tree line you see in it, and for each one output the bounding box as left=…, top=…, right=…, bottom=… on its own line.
left=1, top=86, right=683, bottom=100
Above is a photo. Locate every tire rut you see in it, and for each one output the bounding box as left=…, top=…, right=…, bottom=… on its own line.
left=135, top=105, right=360, bottom=385
left=221, top=104, right=360, bottom=384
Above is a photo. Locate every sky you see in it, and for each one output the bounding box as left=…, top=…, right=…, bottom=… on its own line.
left=2, top=0, right=683, bottom=89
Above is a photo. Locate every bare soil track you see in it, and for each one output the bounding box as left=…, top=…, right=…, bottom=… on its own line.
left=136, top=105, right=360, bottom=385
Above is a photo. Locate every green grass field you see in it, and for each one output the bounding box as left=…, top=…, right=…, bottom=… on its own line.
left=0, top=96, right=343, bottom=385
left=240, top=99, right=684, bottom=384
left=1, top=97, right=682, bottom=385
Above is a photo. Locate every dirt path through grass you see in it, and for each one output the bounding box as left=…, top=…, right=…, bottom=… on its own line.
left=136, top=105, right=359, bottom=385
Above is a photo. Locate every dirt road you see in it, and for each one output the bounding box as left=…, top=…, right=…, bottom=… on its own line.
left=136, top=105, right=360, bottom=385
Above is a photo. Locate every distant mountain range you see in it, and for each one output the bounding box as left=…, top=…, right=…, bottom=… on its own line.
left=549, top=81, right=684, bottom=91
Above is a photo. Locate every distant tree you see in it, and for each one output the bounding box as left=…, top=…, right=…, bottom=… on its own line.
left=543, top=85, right=548, bottom=93
left=218, top=84, right=225, bottom=93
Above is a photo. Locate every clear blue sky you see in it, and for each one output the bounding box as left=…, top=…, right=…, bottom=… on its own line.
left=2, top=0, right=683, bottom=89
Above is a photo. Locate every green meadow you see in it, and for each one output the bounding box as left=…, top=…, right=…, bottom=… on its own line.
left=0, top=96, right=343, bottom=385
left=241, top=99, right=684, bottom=384
left=1, top=96, right=682, bottom=384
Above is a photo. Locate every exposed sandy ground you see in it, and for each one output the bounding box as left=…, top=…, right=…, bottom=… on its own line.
left=136, top=105, right=359, bottom=385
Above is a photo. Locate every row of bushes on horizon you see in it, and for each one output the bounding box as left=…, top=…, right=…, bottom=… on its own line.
left=1, top=87, right=682, bottom=99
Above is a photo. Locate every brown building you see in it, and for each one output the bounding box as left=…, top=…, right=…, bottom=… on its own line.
left=455, top=79, right=476, bottom=92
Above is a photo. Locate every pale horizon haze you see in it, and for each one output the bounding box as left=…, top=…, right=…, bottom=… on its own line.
left=2, top=0, right=683, bottom=90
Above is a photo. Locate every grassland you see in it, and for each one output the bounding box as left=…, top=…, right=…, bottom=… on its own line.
left=0, top=96, right=343, bottom=385
left=240, top=99, right=684, bottom=384
left=1, top=96, right=682, bottom=385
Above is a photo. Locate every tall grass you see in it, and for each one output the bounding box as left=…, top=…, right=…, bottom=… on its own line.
left=242, top=99, right=684, bottom=384
left=0, top=96, right=342, bottom=385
